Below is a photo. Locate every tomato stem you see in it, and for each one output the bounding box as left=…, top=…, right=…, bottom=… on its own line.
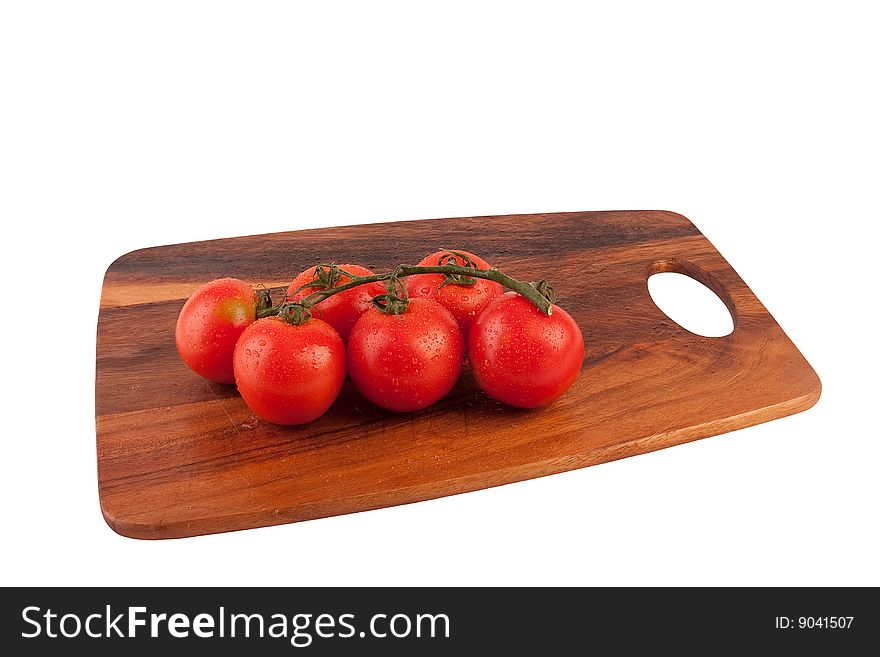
left=258, top=260, right=556, bottom=324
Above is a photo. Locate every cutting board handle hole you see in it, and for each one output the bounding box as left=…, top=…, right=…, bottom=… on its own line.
left=647, top=261, right=735, bottom=337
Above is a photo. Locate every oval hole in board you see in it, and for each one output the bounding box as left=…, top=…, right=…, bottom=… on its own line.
left=647, top=272, right=734, bottom=337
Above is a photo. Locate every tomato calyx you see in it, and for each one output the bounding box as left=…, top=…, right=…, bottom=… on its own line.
left=371, top=275, right=410, bottom=316
left=255, top=286, right=274, bottom=315
left=304, top=263, right=356, bottom=292
left=436, top=250, right=479, bottom=289
left=279, top=303, right=313, bottom=326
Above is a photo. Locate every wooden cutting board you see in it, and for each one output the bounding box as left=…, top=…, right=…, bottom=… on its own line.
left=96, top=210, right=820, bottom=539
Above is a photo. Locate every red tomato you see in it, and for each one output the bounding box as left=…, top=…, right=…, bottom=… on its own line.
left=469, top=292, right=584, bottom=408
left=175, top=277, right=257, bottom=384
left=287, top=264, right=384, bottom=343
left=233, top=316, right=346, bottom=425
left=405, top=250, right=504, bottom=341
left=347, top=298, right=464, bottom=412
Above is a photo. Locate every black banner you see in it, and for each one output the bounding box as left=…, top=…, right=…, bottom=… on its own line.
left=2, top=587, right=876, bottom=654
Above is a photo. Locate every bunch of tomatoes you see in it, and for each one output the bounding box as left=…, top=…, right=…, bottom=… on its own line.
left=175, top=250, right=585, bottom=425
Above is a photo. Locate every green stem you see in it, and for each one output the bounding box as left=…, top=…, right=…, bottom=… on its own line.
left=258, top=263, right=555, bottom=322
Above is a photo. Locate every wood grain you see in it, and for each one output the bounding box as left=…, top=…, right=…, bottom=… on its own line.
left=95, top=210, right=821, bottom=539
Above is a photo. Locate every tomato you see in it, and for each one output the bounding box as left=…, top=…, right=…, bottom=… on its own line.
left=405, top=250, right=504, bottom=340
left=347, top=298, right=464, bottom=412
left=287, top=264, right=384, bottom=343
left=175, top=277, right=257, bottom=384
left=233, top=316, right=346, bottom=425
left=468, top=292, right=584, bottom=408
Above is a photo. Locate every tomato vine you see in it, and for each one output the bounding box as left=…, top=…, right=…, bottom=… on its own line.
left=258, top=253, right=558, bottom=324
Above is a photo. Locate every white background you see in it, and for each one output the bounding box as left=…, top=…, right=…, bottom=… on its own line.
left=1, top=1, right=877, bottom=586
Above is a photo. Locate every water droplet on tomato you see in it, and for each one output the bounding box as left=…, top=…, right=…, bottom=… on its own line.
left=258, top=339, right=266, bottom=347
